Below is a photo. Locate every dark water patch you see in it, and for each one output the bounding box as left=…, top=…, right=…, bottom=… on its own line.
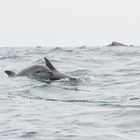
left=0, top=55, right=19, bottom=60
left=98, top=103, right=140, bottom=109
left=129, top=97, right=140, bottom=101
left=117, top=68, right=139, bottom=72
left=49, top=47, right=74, bottom=53
left=121, top=73, right=140, bottom=77
left=70, top=69, right=93, bottom=76
left=114, top=51, right=140, bottom=57
left=58, top=86, right=91, bottom=92
left=20, top=131, right=38, bottom=138
left=0, top=128, right=22, bottom=138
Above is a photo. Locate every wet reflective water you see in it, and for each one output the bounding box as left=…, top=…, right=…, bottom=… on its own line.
left=1, top=46, right=140, bottom=140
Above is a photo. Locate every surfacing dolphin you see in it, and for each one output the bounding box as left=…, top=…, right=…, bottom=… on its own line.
left=4, top=57, right=76, bottom=81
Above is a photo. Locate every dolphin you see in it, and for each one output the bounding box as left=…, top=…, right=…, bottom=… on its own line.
left=4, top=57, right=76, bottom=81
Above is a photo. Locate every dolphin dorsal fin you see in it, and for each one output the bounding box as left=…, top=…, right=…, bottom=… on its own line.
left=44, top=57, right=57, bottom=71
left=4, top=70, right=16, bottom=77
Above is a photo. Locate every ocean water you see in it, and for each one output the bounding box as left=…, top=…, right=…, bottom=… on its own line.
left=1, top=46, right=140, bottom=140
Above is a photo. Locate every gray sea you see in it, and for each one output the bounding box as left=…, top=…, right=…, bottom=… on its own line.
left=1, top=46, right=140, bottom=140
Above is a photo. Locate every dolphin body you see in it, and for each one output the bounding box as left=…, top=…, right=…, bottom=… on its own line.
left=5, top=57, right=76, bottom=81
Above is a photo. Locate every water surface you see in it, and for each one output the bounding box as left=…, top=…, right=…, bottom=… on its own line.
left=1, top=46, right=140, bottom=140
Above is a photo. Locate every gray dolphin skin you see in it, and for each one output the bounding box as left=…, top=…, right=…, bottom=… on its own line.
left=4, top=57, right=76, bottom=81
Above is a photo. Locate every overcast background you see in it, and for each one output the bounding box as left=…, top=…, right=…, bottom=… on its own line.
left=0, top=0, right=139, bottom=47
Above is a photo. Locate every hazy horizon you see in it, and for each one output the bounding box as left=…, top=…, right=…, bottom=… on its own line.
left=0, top=0, right=140, bottom=47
